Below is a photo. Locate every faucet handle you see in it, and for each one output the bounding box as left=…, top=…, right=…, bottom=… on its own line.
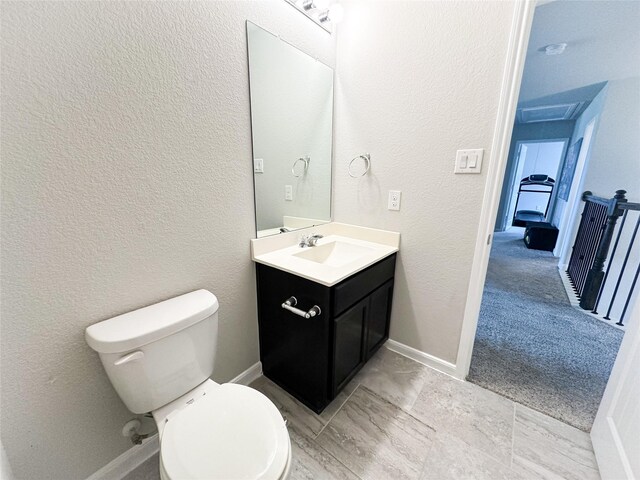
left=307, top=234, right=323, bottom=246
left=299, top=233, right=323, bottom=247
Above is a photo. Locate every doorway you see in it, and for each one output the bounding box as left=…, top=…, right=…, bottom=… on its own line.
left=505, top=139, right=568, bottom=230
left=458, top=0, right=639, bottom=434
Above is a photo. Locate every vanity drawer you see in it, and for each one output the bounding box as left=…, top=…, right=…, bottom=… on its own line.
left=333, top=253, right=396, bottom=316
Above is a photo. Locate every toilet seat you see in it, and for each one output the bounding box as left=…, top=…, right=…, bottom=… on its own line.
left=160, top=384, right=290, bottom=480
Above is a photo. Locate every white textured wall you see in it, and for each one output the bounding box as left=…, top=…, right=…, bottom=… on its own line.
left=1, top=443, right=14, bottom=480
left=0, top=2, right=335, bottom=479
left=581, top=77, right=640, bottom=203
left=332, top=1, right=516, bottom=363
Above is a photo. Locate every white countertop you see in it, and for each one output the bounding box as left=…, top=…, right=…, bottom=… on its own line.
left=250, top=223, right=400, bottom=286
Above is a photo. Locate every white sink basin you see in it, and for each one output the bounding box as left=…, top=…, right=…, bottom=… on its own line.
left=251, top=226, right=400, bottom=286
left=293, top=241, right=375, bottom=267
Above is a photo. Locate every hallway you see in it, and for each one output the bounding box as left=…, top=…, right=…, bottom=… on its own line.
left=467, top=230, right=624, bottom=431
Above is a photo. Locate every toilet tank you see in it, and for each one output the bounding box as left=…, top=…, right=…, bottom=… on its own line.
left=85, top=290, right=219, bottom=414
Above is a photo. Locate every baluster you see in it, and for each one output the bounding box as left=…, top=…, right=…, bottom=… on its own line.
left=592, top=210, right=628, bottom=314
left=574, top=202, right=593, bottom=295
left=568, top=196, right=591, bottom=295
left=604, top=214, right=639, bottom=320
left=617, top=260, right=640, bottom=327
left=580, top=190, right=627, bottom=310
left=578, top=205, right=603, bottom=294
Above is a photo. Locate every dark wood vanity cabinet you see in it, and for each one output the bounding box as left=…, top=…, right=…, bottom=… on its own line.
left=256, top=254, right=396, bottom=413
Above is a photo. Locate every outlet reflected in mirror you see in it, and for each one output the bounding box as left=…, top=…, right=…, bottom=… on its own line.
left=247, top=21, right=333, bottom=238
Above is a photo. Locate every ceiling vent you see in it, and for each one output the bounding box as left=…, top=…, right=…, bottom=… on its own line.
left=517, top=102, right=584, bottom=123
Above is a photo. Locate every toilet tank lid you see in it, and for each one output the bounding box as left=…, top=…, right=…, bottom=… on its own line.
left=85, top=290, right=219, bottom=354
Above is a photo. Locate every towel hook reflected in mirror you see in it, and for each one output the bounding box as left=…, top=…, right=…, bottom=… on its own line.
left=348, top=154, right=371, bottom=178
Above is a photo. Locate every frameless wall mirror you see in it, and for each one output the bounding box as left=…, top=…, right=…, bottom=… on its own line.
left=247, top=21, right=333, bottom=238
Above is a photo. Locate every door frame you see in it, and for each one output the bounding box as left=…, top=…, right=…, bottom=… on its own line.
left=591, top=295, right=638, bottom=479
left=505, top=142, right=528, bottom=229
left=455, top=0, right=537, bottom=379
left=448, top=3, right=634, bottom=475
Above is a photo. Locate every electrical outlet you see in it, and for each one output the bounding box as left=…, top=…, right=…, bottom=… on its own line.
left=388, top=190, right=401, bottom=211
left=285, top=185, right=293, bottom=201
left=254, top=158, right=264, bottom=173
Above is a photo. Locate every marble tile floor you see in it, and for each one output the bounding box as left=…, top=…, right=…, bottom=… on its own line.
left=123, top=347, right=601, bottom=480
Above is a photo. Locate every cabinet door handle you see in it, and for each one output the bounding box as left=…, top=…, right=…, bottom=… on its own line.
left=281, top=296, right=322, bottom=319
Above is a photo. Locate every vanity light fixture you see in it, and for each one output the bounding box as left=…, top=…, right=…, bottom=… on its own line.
left=319, top=3, right=344, bottom=24
left=302, top=0, right=329, bottom=11
left=318, top=9, right=329, bottom=22
left=302, top=0, right=330, bottom=10
left=285, top=0, right=341, bottom=32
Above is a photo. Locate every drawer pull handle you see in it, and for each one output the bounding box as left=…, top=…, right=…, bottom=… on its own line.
left=281, top=296, right=322, bottom=319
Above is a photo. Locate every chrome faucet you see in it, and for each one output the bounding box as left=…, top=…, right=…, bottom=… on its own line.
left=299, top=233, right=324, bottom=248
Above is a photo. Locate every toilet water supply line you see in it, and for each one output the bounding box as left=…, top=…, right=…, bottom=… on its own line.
left=122, top=415, right=154, bottom=445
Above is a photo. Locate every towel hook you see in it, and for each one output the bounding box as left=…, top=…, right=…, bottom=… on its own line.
left=292, top=156, right=310, bottom=177
left=348, top=154, right=371, bottom=178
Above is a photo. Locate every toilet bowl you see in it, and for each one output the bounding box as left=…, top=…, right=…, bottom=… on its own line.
left=85, top=290, right=291, bottom=480
left=155, top=380, right=291, bottom=480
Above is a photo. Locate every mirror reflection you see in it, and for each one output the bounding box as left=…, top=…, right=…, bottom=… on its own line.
left=247, top=22, right=333, bottom=238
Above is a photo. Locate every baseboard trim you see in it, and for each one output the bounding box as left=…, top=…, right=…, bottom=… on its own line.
left=86, top=435, right=159, bottom=480
left=559, top=267, right=580, bottom=307
left=229, top=361, right=263, bottom=386
left=86, top=361, right=263, bottom=480
left=385, top=339, right=458, bottom=378
left=558, top=268, right=626, bottom=331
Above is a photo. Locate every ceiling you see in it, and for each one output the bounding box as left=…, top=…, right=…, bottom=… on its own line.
left=517, top=0, right=640, bottom=112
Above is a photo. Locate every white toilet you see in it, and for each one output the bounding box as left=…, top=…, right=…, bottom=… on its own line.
left=85, top=290, right=291, bottom=480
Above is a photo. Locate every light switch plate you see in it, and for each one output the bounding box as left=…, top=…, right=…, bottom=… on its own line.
left=454, top=149, right=484, bottom=174
left=254, top=158, right=264, bottom=173
left=285, top=185, right=293, bottom=201
left=388, top=190, right=401, bottom=211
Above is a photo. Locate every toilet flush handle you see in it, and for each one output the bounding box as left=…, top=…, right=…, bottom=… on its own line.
left=114, top=350, right=144, bottom=366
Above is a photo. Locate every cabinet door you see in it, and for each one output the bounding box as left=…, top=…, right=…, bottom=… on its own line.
left=332, top=297, right=367, bottom=395
left=256, top=264, right=331, bottom=412
left=365, top=279, right=394, bottom=359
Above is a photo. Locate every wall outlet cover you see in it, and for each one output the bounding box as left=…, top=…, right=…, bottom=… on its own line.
left=388, top=190, right=401, bottom=211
